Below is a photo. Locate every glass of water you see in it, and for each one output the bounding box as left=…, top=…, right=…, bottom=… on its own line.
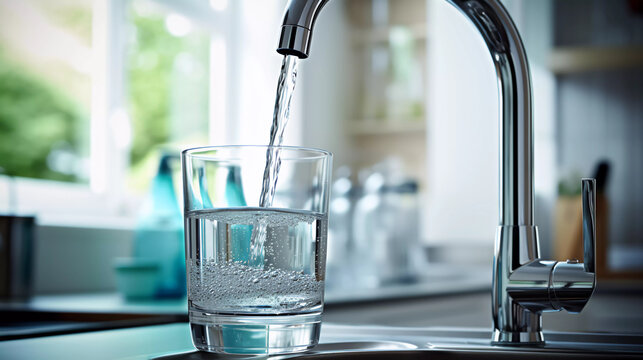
left=181, top=145, right=332, bottom=354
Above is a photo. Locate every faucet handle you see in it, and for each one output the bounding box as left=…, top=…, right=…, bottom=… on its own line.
left=550, top=178, right=597, bottom=313
left=581, top=178, right=596, bottom=273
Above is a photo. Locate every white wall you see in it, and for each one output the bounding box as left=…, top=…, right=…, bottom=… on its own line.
left=425, top=0, right=498, bottom=244
left=298, top=0, right=353, bottom=168
left=424, top=0, right=556, bottom=247
left=220, top=0, right=303, bottom=147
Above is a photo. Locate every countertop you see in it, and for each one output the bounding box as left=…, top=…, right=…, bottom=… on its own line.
left=2, top=272, right=643, bottom=359
left=3, top=288, right=643, bottom=360
left=0, top=265, right=490, bottom=341
left=0, top=264, right=491, bottom=315
left=1, top=323, right=195, bottom=360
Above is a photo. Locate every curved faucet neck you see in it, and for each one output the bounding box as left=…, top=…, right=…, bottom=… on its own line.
left=448, top=0, right=534, bottom=227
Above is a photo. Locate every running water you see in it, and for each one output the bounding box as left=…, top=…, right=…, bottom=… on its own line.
left=250, top=55, right=299, bottom=266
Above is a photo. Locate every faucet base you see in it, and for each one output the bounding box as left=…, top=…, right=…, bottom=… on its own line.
left=492, top=329, right=544, bottom=345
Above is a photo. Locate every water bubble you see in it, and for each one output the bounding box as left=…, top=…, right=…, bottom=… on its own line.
left=188, top=250, right=324, bottom=311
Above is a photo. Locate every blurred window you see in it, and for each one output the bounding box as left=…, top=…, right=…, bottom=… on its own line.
left=0, top=0, right=234, bottom=221
left=126, top=0, right=211, bottom=191
left=0, top=0, right=288, bottom=222
left=0, top=0, right=92, bottom=183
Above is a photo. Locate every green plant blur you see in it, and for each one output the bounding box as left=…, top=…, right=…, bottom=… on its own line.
left=0, top=53, right=84, bottom=181
left=0, top=1, right=210, bottom=187
left=127, top=7, right=210, bottom=190
left=0, top=0, right=91, bottom=182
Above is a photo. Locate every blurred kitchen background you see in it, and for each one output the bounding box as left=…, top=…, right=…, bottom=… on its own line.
left=0, top=0, right=642, bottom=302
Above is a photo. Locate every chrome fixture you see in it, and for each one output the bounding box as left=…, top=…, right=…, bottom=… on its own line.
left=277, top=0, right=597, bottom=345
left=277, top=0, right=330, bottom=59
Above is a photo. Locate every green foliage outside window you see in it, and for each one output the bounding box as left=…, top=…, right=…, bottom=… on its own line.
left=127, top=9, right=210, bottom=189
left=0, top=2, right=210, bottom=187
left=0, top=53, right=84, bottom=181
left=128, top=14, right=175, bottom=169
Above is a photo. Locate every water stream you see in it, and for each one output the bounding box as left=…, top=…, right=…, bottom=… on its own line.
left=249, top=55, right=299, bottom=266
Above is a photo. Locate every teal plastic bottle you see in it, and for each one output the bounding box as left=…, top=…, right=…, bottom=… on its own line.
left=133, top=154, right=186, bottom=298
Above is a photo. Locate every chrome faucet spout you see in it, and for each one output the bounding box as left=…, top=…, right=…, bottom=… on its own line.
left=277, top=0, right=597, bottom=345
left=277, top=0, right=330, bottom=59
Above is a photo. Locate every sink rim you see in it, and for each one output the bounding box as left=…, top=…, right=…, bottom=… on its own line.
left=316, top=324, right=643, bottom=354
left=150, top=324, right=643, bottom=359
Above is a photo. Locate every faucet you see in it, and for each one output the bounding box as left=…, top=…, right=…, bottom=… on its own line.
left=277, top=0, right=597, bottom=345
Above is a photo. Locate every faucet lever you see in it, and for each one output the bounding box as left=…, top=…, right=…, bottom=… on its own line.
left=549, top=178, right=597, bottom=313
left=581, top=178, right=596, bottom=273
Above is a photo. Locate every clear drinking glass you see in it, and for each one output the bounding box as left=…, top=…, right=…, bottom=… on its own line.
left=181, top=145, right=332, bottom=354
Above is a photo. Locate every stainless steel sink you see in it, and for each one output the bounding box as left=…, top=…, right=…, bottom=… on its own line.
left=154, top=324, right=643, bottom=359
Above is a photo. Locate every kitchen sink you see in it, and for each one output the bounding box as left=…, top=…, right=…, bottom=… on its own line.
left=153, top=324, right=643, bottom=359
